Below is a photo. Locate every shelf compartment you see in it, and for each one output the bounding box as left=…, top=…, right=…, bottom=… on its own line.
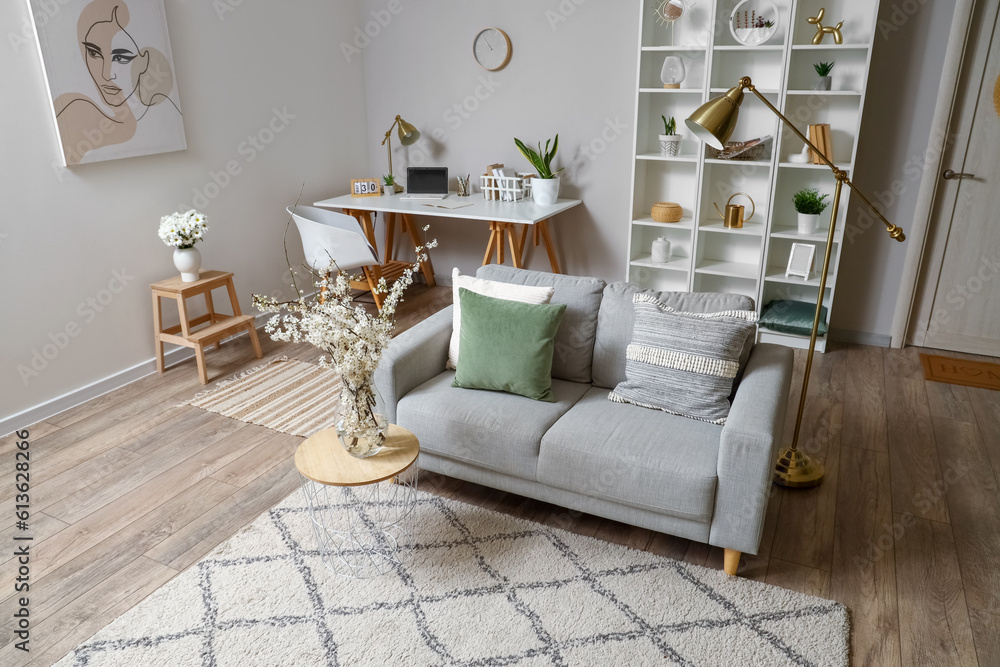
left=696, top=259, right=759, bottom=280
left=711, top=49, right=784, bottom=91
left=630, top=254, right=692, bottom=272
left=699, top=220, right=766, bottom=236
left=758, top=327, right=828, bottom=352
left=763, top=270, right=837, bottom=288
left=631, top=160, right=700, bottom=219
left=637, top=152, right=700, bottom=163
left=694, top=272, right=757, bottom=300
left=788, top=46, right=870, bottom=92
left=770, top=224, right=841, bottom=242
left=629, top=264, right=689, bottom=291
left=633, top=215, right=695, bottom=229
left=634, top=94, right=705, bottom=158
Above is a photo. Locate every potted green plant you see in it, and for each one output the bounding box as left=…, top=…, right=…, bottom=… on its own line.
left=793, top=188, right=829, bottom=234
left=381, top=173, right=395, bottom=196
left=514, top=135, right=563, bottom=205
left=659, top=115, right=682, bottom=157
left=813, top=61, right=834, bottom=90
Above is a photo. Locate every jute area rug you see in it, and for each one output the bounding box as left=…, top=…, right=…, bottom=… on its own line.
left=55, top=489, right=848, bottom=666
left=185, top=357, right=341, bottom=437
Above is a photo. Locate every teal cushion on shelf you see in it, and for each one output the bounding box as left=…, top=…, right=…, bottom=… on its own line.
left=759, top=300, right=829, bottom=336
left=452, top=288, right=568, bottom=402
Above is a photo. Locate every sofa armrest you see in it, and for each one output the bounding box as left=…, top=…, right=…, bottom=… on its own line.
left=709, top=343, right=794, bottom=554
left=375, top=305, right=453, bottom=424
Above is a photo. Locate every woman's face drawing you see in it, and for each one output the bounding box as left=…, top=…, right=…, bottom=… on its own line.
left=82, top=9, right=141, bottom=107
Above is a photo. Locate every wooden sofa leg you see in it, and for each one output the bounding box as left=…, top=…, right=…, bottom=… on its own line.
left=723, top=549, right=741, bottom=576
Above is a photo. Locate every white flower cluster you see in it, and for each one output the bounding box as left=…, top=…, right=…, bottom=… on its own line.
left=158, top=210, right=208, bottom=249
left=254, top=231, right=438, bottom=447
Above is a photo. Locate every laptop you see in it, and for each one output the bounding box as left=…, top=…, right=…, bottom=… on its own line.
left=402, top=167, right=449, bottom=200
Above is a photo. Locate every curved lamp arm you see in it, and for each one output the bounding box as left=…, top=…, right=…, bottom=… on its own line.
left=736, top=77, right=905, bottom=242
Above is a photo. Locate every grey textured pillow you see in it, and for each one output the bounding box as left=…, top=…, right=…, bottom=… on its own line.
left=609, top=293, right=758, bottom=425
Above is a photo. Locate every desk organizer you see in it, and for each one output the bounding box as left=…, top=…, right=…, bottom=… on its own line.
left=481, top=173, right=533, bottom=202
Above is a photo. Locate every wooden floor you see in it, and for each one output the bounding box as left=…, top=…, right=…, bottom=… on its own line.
left=2, top=283, right=998, bottom=666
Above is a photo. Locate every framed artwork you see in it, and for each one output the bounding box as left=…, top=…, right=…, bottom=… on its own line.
left=27, top=0, right=186, bottom=166
left=785, top=243, right=816, bottom=280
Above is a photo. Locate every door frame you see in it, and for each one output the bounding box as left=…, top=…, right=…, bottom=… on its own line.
left=890, top=0, right=978, bottom=348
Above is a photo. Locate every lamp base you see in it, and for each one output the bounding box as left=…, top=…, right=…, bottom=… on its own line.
left=774, top=447, right=825, bottom=488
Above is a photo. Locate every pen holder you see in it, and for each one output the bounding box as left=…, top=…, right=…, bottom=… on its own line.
left=456, top=176, right=472, bottom=197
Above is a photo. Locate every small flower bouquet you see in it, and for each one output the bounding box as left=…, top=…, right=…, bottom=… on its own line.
left=253, top=228, right=436, bottom=457
left=158, top=210, right=208, bottom=249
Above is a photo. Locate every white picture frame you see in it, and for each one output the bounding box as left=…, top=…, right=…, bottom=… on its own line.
left=28, top=0, right=186, bottom=167
left=785, top=243, right=816, bottom=280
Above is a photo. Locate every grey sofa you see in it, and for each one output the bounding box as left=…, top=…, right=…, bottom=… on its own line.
left=375, top=266, right=794, bottom=574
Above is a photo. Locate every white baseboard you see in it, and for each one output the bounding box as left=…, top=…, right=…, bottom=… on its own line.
left=0, top=312, right=274, bottom=437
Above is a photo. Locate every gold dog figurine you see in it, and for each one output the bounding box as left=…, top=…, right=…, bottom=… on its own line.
left=807, top=8, right=844, bottom=45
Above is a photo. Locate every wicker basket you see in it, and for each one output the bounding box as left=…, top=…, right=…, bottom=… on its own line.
left=651, top=202, right=683, bottom=223
left=706, top=135, right=773, bottom=161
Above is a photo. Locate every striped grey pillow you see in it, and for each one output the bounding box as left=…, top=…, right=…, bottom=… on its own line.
left=609, top=293, right=758, bottom=424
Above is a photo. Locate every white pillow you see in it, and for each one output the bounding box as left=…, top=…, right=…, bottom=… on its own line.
left=447, top=268, right=555, bottom=369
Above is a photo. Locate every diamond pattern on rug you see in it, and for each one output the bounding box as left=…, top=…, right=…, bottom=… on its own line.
left=55, top=489, right=848, bottom=667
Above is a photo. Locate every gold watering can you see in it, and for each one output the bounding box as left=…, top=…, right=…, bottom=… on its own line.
left=714, top=192, right=755, bottom=229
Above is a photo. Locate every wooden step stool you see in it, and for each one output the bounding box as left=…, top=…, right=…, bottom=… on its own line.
left=151, top=270, right=263, bottom=384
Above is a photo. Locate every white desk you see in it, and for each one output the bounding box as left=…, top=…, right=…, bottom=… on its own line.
left=314, top=193, right=582, bottom=276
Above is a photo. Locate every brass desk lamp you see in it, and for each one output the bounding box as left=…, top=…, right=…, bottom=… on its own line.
left=686, top=77, right=905, bottom=488
left=381, top=115, right=420, bottom=192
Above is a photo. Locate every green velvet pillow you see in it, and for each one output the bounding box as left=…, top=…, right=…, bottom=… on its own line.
left=759, top=300, right=829, bottom=336
left=452, top=288, right=567, bottom=401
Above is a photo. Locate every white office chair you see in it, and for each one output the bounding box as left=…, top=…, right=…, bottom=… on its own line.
left=288, top=205, right=380, bottom=304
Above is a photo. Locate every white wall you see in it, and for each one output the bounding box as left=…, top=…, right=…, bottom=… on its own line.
left=826, top=1, right=955, bottom=339
left=0, top=0, right=370, bottom=425
left=359, top=1, right=954, bottom=342
left=359, top=0, right=639, bottom=281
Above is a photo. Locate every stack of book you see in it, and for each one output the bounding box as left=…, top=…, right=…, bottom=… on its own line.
left=808, top=124, right=833, bottom=164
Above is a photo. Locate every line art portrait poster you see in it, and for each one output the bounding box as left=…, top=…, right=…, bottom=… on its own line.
left=29, top=0, right=186, bottom=166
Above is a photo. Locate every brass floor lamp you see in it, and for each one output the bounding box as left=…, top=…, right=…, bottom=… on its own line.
left=686, top=77, right=906, bottom=488
left=381, top=115, right=420, bottom=192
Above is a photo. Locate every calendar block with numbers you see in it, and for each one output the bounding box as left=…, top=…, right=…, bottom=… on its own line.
left=351, top=178, right=381, bottom=197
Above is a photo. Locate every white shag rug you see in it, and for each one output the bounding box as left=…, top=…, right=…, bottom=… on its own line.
left=55, top=489, right=848, bottom=666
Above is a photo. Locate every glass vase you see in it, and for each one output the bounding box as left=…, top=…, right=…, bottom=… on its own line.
left=336, top=381, right=388, bottom=458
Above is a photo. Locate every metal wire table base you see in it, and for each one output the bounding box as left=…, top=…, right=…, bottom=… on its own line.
left=299, top=467, right=417, bottom=579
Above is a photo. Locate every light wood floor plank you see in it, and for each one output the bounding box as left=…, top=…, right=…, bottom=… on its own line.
left=895, top=513, right=978, bottom=667
left=770, top=397, right=842, bottom=571
left=144, top=460, right=301, bottom=572
left=831, top=445, right=901, bottom=667
left=209, top=431, right=302, bottom=488
left=966, top=386, right=1000, bottom=483
left=886, top=377, right=950, bottom=522
left=969, top=608, right=1000, bottom=667
left=765, top=558, right=831, bottom=598
left=932, top=417, right=1000, bottom=614
left=28, top=447, right=144, bottom=513
left=842, top=344, right=889, bottom=452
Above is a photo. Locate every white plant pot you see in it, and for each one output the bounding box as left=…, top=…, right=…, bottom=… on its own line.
left=797, top=213, right=820, bottom=235
left=383, top=185, right=394, bottom=196
left=659, top=134, right=682, bottom=157
left=531, top=177, right=560, bottom=205
left=173, top=246, right=202, bottom=282
left=813, top=76, right=832, bottom=91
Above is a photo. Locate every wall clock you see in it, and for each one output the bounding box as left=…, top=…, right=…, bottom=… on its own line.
left=473, top=27, right=512, bottom=72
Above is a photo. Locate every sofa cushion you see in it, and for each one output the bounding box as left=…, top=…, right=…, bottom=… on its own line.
left=592, top=281, right=756, bottom=390
left=397, top=371, right=591, bottom=480
left=447, top=268, right=555, bottom=369
left=537, top=387, right=721, bottom=523
left=475, top=266, right=606, bottom=384
left=453, top=289, right=567, bottom=402
left=609, top=294, right=757, bottom=424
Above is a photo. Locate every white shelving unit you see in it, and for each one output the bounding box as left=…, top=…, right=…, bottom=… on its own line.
left=626, top=0, right=881, bottom=351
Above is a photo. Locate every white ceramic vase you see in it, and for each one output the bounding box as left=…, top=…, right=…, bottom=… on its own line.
left=173, top=246, right=202, bottom=282
left=532, top=177, right=560, bottom=205
left=797, top=213, right=820, bottom=235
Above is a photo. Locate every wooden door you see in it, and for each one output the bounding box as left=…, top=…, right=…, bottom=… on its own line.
left=909, top=0, right=1000, bottom=355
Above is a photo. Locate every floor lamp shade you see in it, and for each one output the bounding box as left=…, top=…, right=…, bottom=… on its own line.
left=685, top=85, right=745, bottom=150
left=396, top=117, right=420, bottom=145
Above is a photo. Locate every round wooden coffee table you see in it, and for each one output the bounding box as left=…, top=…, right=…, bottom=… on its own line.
left=294, top=424, right=419, bottom=578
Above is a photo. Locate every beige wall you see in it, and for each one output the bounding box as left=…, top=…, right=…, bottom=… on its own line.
left=0, top=0, right=370, bottom=426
